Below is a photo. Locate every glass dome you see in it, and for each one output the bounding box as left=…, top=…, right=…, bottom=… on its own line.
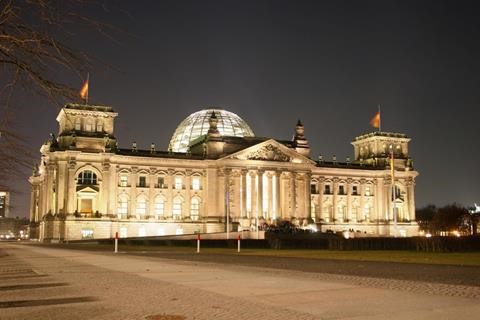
left=169, top=108, right=255, bottom=152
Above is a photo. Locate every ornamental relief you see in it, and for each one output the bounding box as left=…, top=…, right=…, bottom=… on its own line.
left=236, top=145, right=291, bottom=162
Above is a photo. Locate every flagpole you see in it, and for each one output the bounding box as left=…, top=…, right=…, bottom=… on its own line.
left=391, top=151, right=397, bottom=237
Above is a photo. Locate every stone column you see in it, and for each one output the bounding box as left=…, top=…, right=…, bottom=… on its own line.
left=217, top=169, right=226, bottom=221
left=130, top=167, right=137, bottom=217
left=241, top=169, right=247, bottom=218
left=185, top=170, right=192, bottom=219
left=148, top=168, right=156, bottom=217
left=304, top=172, right=311, bottom=220
left=346, top=178, right=352, bottom=222
left=290, top=172, right=296, bottom=218
left=332, top=178, right=338, bottom=222
left=275, top=170, right=281, bottom=220
left=267, top=172, right=273, bottom=220
left=166, top=169, right=174, bottom=218
left=100, top=162, right=110, bottom=215
left=359, top=179, right=365, bottom=222
left=249, top=171, right=257, bottom=219
left=318, top=178, right=325, bottom=221
left=257, top=169, right=264, bottom=219
left=67, top=160, right=76, bottom=214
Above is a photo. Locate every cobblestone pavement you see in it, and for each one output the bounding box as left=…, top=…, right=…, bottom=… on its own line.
left=1, top=243, right=480, bottom=320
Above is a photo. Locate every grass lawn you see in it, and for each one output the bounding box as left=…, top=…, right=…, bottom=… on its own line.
left=81, top=243, right=480, bottom=266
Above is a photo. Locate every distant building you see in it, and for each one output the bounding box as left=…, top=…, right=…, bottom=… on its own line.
left=0, top=190, right=10, bottom=218
left=29, top=104, right=419, bottom=241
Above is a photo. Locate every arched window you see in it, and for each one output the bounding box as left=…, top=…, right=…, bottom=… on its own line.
left=78, top=170, right=97, bottom=185
left=173, top=197, right=182, bottom=219
left=191, top=197, right=200, bottom=221
left=118, top=194, right=128, bottom=215
left=136, top=195, right=147, bottom=216
left=154, top=196, right=165, bottom=216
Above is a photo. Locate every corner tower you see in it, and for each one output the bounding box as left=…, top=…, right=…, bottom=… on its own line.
left=351, top=132, right=413, bottom=170
left=56, top=103, right=118, bottom=152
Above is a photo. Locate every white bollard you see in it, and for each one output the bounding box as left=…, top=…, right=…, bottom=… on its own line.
left=114, top=231, right=118, bottom=253
left=196, top=234, right=200, bottom=253
left=237, top=234, right=241, bottom=253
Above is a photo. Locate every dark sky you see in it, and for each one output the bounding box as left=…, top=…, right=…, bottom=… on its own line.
left=9, top=0, right=480, bottom=217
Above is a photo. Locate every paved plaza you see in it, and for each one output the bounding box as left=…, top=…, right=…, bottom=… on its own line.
left=1, top=243, right=479, bottom=319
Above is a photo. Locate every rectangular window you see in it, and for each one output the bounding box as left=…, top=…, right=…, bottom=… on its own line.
left=85, top=121, right=93, bottom=132
left=173, top=202, right=182, bottom=217
left=352, top=186, right=358, bottom=195
left=174, top=177, right=183, bottom=190
left=157, top=177, right=165, bottom=188
left=365, top=186, right=371, bottom=196
left=81, top=229, right=94, bottom=239
left=155, top=201, right=164, bottom=215
left=191, top=177, right=200, bottom=190
left=96, top=122, right=103, bottom=132
left=75, top=119, right=81, bottom=130
left=191, top=202, right=199, bottom=221
left=339, top=185, right=345, bottom=195
left=324, top=185, right=331, bottom=195
left=118, top=200, right=128, bottom=215
left=138, top=176, right=147, bottom=188
left=119, top=227, right=127, bottom=238
left=119, top=175, right=128, bottom=187
left=310, top=183, right=317, bottom=194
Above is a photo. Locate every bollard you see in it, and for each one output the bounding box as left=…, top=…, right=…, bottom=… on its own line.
left=237, top=234, right=241, bottom=253
left=114, top=231, right=118, bottom=253
left=196, top=234, right=200, bottom=253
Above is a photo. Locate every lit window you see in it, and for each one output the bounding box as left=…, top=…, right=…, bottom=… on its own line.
left=96, top=121, right=103, bottom=132
left=365, top=186, right=371, bottom=196
left=158, top=176, right=165, bottom=188
left=191, top=197, right=200, bottom=220
left=85, top=119, right=93, bottom=132
left=175, top=177, right=183, bottom=190
left=136, top=196, right=147, bottom=215
left=154, top=196, right=165, bottom=215
left=119, top=175, right=128, bottom=187
left=118, top=195, right=128, bottom=215
left=138, top=176, right=147, bottom=188
left=75, top=119, right=81, bottom=130
left=173, top=197, right=182, bottom=218
left=352, top=186, right=358, bottom=195
left=81, top=229, right=94, bottom=239
left=191, top=177, right=200, bottom=190
left=78, top=170, right=97, bottom=185
left=119, top=227, right=127, bottom=238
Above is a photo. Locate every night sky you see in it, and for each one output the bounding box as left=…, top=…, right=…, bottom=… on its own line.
left=9, top=0, right=480, bottom=217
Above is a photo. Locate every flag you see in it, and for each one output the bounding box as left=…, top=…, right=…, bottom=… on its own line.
left=80, top=75, right=89, bottom=101
left=370, top=111, right=380, bottom=129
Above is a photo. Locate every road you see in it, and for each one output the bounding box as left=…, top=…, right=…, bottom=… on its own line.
left=1, top=243, right=479, bottom=320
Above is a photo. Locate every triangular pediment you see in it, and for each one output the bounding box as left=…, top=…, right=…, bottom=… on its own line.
left=76, top=185, right=99, bottom=193
left=221, top=139, right=315, bottom=164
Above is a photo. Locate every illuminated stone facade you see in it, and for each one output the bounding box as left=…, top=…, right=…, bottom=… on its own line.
left=29, top=104, right=419, bottom=241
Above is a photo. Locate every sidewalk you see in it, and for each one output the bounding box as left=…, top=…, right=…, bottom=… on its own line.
left=1, top=243, right=480, bottom=319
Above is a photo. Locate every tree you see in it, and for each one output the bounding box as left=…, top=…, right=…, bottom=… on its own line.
left=0, top=0, right=114, bottom=190
left=431, top=203, right=469, bottom=236
left=416, top=204, right=437, bottom=233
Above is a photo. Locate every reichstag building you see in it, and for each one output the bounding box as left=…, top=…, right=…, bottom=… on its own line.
left=29, top=104, right=419, bottom=241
